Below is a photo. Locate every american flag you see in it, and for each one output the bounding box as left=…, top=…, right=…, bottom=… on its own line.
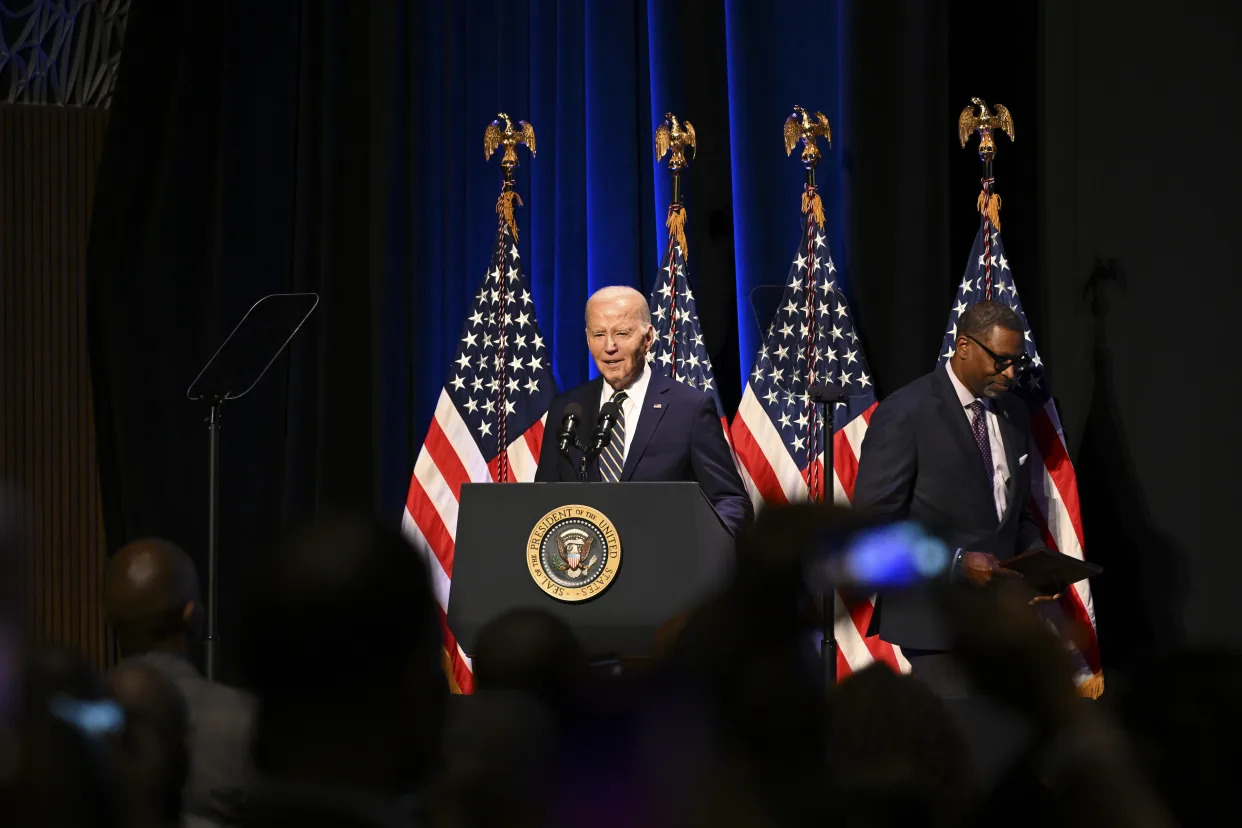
left=401, top=216, right=558, bottom=695
left=646, top=205, right=725, bottom=420
left=939, top=222, right=1104, bottom=694
left=729, top=200, right=907, bottom=678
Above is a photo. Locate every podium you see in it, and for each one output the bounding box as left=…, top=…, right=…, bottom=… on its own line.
left=448, top=482, right=735, bottom=659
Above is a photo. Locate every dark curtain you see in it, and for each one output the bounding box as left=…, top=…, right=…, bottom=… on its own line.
left=87, top=0, right=401, bottom=680
left=401, top=0, right=856, bottom=428
left=88, top=0, right=1242, bottom=685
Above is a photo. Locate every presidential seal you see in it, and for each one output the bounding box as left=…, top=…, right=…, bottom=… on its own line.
left=526, top=505, right=621, bottom=602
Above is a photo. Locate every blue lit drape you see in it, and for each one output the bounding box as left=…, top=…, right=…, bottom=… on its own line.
left=400, top=0, right=852, bottom=452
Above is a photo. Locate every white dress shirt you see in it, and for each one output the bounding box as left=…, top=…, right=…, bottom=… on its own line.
left=599, top=362, right=652, bottom=464
left=944, top=361, right=1010, bottom=522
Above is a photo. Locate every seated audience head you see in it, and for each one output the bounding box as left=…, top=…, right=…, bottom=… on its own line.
left=952, top=299, right=1026, bottom=399
left=472, top=607, right=586, bottom=707
left=103, top=538, right=201, bottom=659
left=435, top=690, right=558, bottom=828
left=109, top=660, right=190, bottom=828
left=584, top=286, right=655, bottom=390
left=240, top=513, right=444, bottom=789
left=825, top=664, right=976, bottom=828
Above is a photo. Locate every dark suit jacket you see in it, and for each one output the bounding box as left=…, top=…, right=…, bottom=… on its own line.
left=535, top=372, right=753, bottom=535
left=852, top=366, right=1045, bottom=650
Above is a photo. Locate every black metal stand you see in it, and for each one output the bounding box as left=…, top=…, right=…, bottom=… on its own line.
left=186, top=293, right=319, bottom=682
left=205, top=399, right=221, bottom=680
left=810, top=382, right=844, bottom=689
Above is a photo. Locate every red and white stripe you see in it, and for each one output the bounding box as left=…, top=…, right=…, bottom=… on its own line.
left=401, top=389, right=546, bottom=694
left=1027, top=399, right=1102, bottom=679
left=730, top=388, right=910, bottom=678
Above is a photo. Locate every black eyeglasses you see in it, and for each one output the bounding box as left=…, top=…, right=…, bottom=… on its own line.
left=963, top=334, right=1031, bottom=373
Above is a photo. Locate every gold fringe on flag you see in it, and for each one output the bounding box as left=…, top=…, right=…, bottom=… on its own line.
left=666, top=205, right=689, bottom=260
left=441, top=647, right=464, bottom=694
left=977, top=189, right=1003, bottom=232
left=496, top=190, right=524, bottom=242
left=1077, top=671, right=1105, bottom=700
left=802, top=188, right=826, bottom=228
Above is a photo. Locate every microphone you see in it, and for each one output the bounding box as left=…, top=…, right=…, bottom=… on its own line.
left=587, top=400, right=622, bottom=457
left=558, top=403, right=584, bottom=456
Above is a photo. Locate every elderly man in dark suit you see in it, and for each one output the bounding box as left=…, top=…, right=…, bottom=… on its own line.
left=105, top=538, right=256, bottom=827
left=535, top=286, right=752, bottom=535
left=853, top=300, right=1047, bottom=688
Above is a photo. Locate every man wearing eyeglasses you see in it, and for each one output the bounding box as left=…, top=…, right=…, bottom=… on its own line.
left=854, top=300, right=1043, bottom=688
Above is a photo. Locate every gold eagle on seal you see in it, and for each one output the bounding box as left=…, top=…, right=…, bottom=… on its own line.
left=553, top=528, right=595, bottom=577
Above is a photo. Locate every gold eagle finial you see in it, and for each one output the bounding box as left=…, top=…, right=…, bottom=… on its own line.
left=483, top=112, right=536, bottom=170
left=483, top=113, right=536, bottom=240
left=655, top=112, right=697, bottom=171
left=958, top=97, right=1014, bottom=161
left=783, top=105, right=832, bottom=167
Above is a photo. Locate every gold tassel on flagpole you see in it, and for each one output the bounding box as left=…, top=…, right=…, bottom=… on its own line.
left=666, top=205, right=689, bottom=260
left=496, top=190, right=524, bottom=242
left=977, top=189, right=1003, bottom=232
left=1077, top=671, right=1105, bottom=700
left=802, top=188, right=826, bottom=229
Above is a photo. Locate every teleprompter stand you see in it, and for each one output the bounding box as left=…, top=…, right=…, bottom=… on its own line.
left=185, top=293, right=318, bottom=680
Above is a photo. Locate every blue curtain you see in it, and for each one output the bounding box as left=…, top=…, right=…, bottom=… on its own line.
left=399, top=0, right=853, bottom=450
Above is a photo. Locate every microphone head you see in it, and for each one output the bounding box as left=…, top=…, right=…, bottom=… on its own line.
left=588, top=401, right=622, bottom=454
left=558, top=403, right=584, bottom=454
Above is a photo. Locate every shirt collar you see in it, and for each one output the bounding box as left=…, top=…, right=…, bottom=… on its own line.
left=605, top=361, right=650, bottom=401
left=944, top=360, right=984, bottom=410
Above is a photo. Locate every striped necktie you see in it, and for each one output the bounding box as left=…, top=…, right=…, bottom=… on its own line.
left=599, top=390, right=628, bottom=482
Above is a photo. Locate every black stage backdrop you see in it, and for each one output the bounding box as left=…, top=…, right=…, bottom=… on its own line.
left=87, top=0, right=1242, bottom=684
left=87, top=1, right=399, bottom=680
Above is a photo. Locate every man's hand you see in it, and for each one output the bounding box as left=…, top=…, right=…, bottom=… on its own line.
left=1028, top=591, right=1063, bottom=606
left=959, top=550, right=1021, bottom=587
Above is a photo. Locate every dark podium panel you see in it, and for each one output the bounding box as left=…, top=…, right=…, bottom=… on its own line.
left=449, top=482, right=735, bottom=658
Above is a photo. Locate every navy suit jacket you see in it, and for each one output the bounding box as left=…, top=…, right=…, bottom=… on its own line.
left=852, top=366, right=1045, bottom=650
left=535, top=372, right=753, bottom=535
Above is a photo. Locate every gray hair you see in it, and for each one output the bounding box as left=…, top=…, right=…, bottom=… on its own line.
left=584, top=286, right=651, bottom=328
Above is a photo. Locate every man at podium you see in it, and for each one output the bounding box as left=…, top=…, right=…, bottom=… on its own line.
left=535, top=286, right=752, bottom=535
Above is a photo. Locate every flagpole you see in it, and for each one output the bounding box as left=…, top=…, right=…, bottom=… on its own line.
left=484, top=113, right=536, bottom=482
left=654, top=113, right=696, bottom=382
left=810, top=382, right=843, bottom=689
left=785, top=105, right=836, bottom=688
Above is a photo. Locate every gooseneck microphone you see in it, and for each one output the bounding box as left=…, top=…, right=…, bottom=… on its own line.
left=587, top=400, right=622, bottom=457
left=558, top=402, right=584, bottom=456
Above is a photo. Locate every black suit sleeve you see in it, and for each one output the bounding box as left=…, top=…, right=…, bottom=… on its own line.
left=688, top=395, right=753, bottom=534
left=534, top=398, right=564, bottom=482
left=852, top=395, right=916, bottom=520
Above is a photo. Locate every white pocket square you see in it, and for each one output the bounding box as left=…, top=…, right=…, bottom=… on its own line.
left=1019, top=454, right=1029, bottom=466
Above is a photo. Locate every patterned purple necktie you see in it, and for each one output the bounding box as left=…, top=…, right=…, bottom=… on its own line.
left=968, top=400, right=993, bottom=483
